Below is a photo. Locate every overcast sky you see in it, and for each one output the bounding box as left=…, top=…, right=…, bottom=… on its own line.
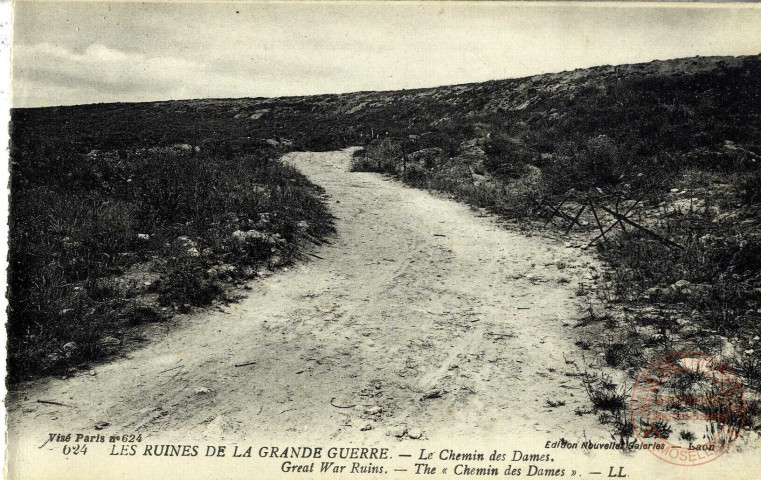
left=11, top=1, right=761, bottom=108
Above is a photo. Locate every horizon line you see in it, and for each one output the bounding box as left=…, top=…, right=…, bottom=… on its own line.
left=12, top=51, right=759, bottom=111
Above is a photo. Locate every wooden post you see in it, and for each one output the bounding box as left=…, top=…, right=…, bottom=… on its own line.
left=543, top=198, right=569, bottom=225
left=587, top=188, right=650, bottom=245
left=466, top=164, right=477, bottom=188
left=564, top=204, right=586, bottom=236
left=597, top=204, right=684, bottom=250
left=588, top=200, right=607, bottom=243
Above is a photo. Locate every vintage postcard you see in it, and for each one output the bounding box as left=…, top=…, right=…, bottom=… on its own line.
left=5, top=1, right=761, bottom=479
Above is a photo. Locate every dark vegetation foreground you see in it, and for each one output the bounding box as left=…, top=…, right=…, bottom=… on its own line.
left=9, top=136, right=334, bottom=381
left=10, top=51, right=761, bottom=435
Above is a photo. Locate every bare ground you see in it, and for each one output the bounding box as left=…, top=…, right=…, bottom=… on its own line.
left=7, top=148, right=610, bottom=447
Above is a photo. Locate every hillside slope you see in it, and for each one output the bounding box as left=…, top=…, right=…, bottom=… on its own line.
left=8, top=150, right=615, bottom=471
left=13, top=54, right=761, bottom=154
left=10, top=55, right=761, bottom=414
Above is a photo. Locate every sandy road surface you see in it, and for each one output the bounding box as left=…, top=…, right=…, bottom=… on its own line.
left=8, top=148, right=608, bottom=449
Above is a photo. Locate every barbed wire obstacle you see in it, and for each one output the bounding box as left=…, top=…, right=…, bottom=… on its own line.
left=532, top=187, right=684, bottom=251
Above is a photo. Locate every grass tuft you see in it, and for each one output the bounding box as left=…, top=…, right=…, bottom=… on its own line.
left=8, top=141, right=334, bottom=381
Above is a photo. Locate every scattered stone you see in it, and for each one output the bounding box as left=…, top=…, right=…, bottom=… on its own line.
left=202, top=415, right=236, bottom=438
left=669, top=280, right=693, bottom=295
left=719, top=338, right=738, bottom=361
left=175, top=236, right=199, bottom=257
left=63, top=342, right=78, bottom=353
left=390, top=427, right=407, bottom=438
left=194, top=387, right=213, bottom=395
left=94, top=421, right=110, bottom=430
left=250, top=109, right=270, bottom=120
left=360, top=424, right=373, bottom=432
left=364, top=405, right=383, bottom=416
left=100, top=337, right=121, bottom=346
left=233, top=229, right=266, bottom=243
left=674, top=279, right=692, bottom=289
left=675, top=317, right=690, bottom=327
left=136, top=233, right=150, bottom=241
left=681, top=325, right=701, bottom=336
left=421, top=389, right=442, bottom=400
left=174, top=143, right=195, bottom=152
left=645, top=286, right=670, bottom=297
left=407, top=428, right=423, bottom=439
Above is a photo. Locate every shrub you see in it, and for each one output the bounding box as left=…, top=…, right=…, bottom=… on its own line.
left=483, top=133, right=534, bottom=179
left=8, top=140, right=334, bottom=381
left=351, top=138, right=403, bottom=174
left=737, top=170, right=761, bottom=205
left=584, top=375, right=628, bottom=412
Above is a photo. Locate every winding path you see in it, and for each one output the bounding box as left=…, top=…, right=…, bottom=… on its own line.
left=8, top=149, right=609, bottom=475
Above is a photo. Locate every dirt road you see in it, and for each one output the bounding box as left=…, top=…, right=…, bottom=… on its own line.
left=8, top=148, right=608, bottom=448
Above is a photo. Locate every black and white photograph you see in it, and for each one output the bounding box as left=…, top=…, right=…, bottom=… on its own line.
left=5, top=1, right=761, bottom=478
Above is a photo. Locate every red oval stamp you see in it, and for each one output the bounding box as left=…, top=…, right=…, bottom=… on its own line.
left=630, top=350, right=746, bottom=466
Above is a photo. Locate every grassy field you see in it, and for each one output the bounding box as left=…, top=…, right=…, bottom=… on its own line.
left=347, top=55, right=761, bottom=435
left=10, top=54, right=761, bottom=406
left=9, top=132, right=334, bottom=381
left=350, top=56, right=761, bottom=358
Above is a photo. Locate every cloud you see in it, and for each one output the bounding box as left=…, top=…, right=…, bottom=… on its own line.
left=12, top=42, right=207, bottom=106
left=11, top=3, right=761, bottom=108
left=11, top=40, right=357, bottom=107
